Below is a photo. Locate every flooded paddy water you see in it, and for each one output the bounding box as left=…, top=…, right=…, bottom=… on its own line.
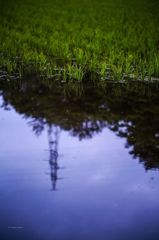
left=0, top=78, right=159, bottom=240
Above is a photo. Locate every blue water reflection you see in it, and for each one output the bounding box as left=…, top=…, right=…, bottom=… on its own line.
left=0, top=82, right=159, bottom=240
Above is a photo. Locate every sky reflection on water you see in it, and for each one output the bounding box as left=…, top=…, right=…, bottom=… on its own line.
left=0, top=82, right=159, bottom=240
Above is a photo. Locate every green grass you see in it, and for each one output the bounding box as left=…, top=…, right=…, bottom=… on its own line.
left=0, top=0, right=159, bottom=82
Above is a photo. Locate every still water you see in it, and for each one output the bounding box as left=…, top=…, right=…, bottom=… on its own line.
left=0, top=80, right=159, bottom=240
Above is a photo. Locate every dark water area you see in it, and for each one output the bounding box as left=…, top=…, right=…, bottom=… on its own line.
left=0, top=78, right=159, bottom=240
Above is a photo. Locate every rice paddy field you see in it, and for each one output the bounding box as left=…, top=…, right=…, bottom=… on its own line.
left=0, top=0, right=159, bottom=82
left=1, top=2, right=159, bottom=239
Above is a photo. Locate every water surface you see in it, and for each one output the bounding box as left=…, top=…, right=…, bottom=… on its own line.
left=0, top=80, right=159, bottom=240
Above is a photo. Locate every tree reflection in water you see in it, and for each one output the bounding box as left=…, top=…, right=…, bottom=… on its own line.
left=47, top=125, right=60, bottom=191
left=0, top=78, right=159, bottom=189
left=29, top=118, right=61, bottom=190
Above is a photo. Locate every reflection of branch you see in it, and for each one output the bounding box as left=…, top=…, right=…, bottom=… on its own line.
left=1, top=99, right=11, bottom=110
left=29, top=118, right=46, bottom=136
left=71, top=120, right=106, bottom=140
left=109, top=120, right=159, bottom=170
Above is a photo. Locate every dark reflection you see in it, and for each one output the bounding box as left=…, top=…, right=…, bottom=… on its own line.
left=29, top=118, right=61, bottom=190
left=0, top=78, right=159, bottom=175
left=47, top=125, right=60, bottom=191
